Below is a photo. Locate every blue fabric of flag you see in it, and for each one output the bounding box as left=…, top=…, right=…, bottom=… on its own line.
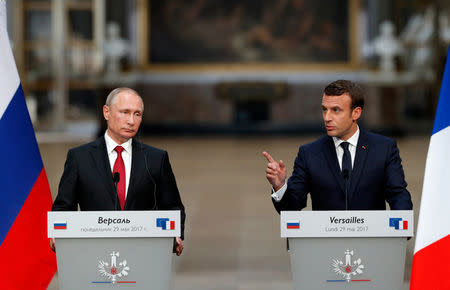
left=433, top=47, right=450, bottom=135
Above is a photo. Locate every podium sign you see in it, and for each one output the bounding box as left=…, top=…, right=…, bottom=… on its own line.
left=281, top=210, right=413, bottom=237
left=48, top=211, right=180, bottom=290
left=48, top=210, right=180, bottom=238
left=280, top=210, right=413, bottom=290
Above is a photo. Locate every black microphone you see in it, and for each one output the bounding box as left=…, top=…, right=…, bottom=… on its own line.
left=135, top=134, right=157, bottom=210
left=143, top=152, right=157, bottom=210
left=113, top=172, right=120, bottom=184
left=343, top=169, right=349, bottom=210
left=342, top=169, right=349, bottom=180
left=113, top=172, right=120, bottom=210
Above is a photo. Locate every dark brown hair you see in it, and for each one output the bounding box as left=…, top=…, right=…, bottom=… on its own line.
left=324, top=80, right=364, bottom=110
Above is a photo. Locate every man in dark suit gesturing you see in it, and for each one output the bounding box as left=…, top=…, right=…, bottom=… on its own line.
left=263, top=80, right=412, bottom=212
left=52, top=88, right=185, bottom=255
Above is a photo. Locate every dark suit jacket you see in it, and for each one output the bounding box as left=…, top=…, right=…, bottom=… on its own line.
left=52, top=137, right=186, bottom=239
left=273, top=130, right=413, bottom=212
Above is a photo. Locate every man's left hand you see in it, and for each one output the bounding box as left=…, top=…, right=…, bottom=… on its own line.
left=175, top=237, right=183, bottom=256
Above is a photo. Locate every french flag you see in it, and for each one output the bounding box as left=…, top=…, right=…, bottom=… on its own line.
left=390, top=218, right=408, bottom=230
left=0, top=2, right=56, bottom=289
left=399, top=220, right=408, bottom=230
left=400, top=220, right=408, bottom=230
left=410, top=47, right=450, bottom=290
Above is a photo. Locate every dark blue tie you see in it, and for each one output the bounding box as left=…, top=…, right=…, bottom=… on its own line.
left=341, top=142, right=352, bottom=178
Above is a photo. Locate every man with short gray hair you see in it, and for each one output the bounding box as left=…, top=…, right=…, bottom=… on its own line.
left=52, top=87, right=185, bottom=255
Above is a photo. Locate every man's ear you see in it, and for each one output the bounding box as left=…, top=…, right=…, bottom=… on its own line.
left=352, top=107, right=362, bottom=121
left=103, top=105, right=110, bottom=121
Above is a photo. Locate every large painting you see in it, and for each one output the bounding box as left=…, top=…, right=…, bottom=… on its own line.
left=147, top=0, right=354, bottom=66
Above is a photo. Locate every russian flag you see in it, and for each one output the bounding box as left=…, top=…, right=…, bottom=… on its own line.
left=0, top=2, right=56, bottom=289
left=410, top=47, right=450, bottom=290
left=54, top=221, right=67, bottom=230
left=286, top=221, right=300, bottom=229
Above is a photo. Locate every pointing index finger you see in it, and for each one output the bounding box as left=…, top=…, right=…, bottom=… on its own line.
left=262, top=151, right=276, bottom=163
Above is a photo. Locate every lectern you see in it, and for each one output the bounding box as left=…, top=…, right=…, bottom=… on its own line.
left=281, top=210, right=413, bottom=290
left=48, top=211, right=180, bottom=290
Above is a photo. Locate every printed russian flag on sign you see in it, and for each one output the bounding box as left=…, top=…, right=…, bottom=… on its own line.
left=0, top=2, right=57, bottom=289
left=287, top=221, right=300, bottom=229
left=54, top=221, right=67, bottom=230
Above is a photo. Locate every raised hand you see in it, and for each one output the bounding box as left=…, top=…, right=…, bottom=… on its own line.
left=263, top=151, right=287, bottom=191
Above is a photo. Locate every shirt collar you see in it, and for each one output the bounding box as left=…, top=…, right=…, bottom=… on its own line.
left=333, top=126, right=360, bottom=149
left=104, top=131, right=132, bottom=154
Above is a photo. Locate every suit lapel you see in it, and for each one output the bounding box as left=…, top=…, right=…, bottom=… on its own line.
left=322, top=137, right=345, bottom=193
left=89, top=137, right=118, bottom=208
left=124, top=139, right=145, bottom=209
left=348, top=131, right=369, bottom=202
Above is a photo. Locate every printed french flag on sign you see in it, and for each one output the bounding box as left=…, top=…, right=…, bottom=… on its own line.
left=410, top=46, right=450, bottom=290
left=0, top=2, right=56, bottom=289
left=400, top=220, right=408, bottom=230
left=397, top=220, right=408, bottom=230
left=156, top=218, right=176, bottom=230
left=390, top=218, right=409, bottom=230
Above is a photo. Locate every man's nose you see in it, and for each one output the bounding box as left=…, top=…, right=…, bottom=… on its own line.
left=323, top=111, right=331, bottom=122
left=127, top=114, right=135, bottom=125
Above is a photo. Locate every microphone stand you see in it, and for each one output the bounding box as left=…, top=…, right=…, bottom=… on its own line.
left=113, top=172, right=120, bottom=210
left=343, top=169, right=349, bottom=211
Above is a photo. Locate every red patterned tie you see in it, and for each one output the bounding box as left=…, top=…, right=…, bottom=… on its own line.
left=113, top=146, right=126, bottom=210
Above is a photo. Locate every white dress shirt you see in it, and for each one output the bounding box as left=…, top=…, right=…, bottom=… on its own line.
left=105, top=132, right=132, bottom=197
left=271, top=127, right=360, bottom=202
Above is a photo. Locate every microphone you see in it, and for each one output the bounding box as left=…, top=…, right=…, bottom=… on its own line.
left=143, top=152, right=157, bottom=210
left=342, top=169, right=349, bottom=180
left=113, top=172, right=120, bottom=184
left=135, top=134, right=157, bottom=210
left=343, top=169, right=349, bottom=211
left=113, top=172, right=120, bottom=210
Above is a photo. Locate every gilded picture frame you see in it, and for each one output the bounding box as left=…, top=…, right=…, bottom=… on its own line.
left=137, top=0, right=359, bottom=71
